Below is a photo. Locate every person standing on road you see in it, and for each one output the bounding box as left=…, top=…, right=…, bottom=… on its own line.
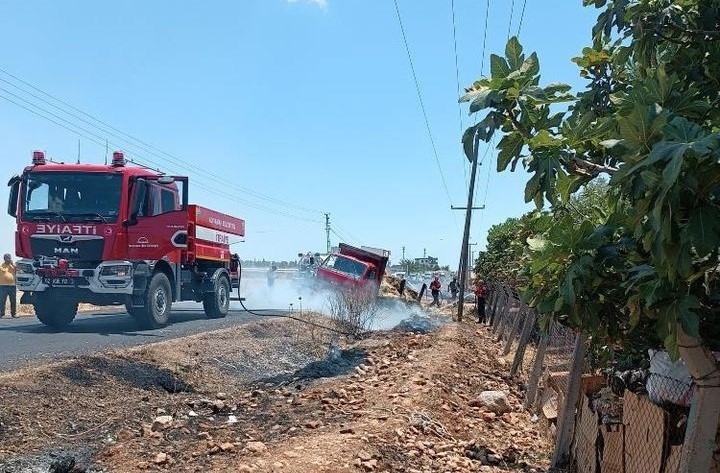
left=0, top=254, right=17, bottom=318
left=448, top=277, right=459, bottom=300
left=267, top=264, right=278, bottom=288
left=475, top=280, right=487, bottom=324
left=429, top=276, right=442, bottom=307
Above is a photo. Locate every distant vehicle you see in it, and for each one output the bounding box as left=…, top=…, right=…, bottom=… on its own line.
left=315, top=243, right=389, bottom=295
left=296, top=251, right=322, bottom=284
left=7, top=151, right=245, bottom=329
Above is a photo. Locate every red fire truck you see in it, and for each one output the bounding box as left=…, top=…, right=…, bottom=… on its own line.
left=6, top=151, right=245, bottom=329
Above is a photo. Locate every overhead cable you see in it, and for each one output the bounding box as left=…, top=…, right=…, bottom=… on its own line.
left=392, top=0, right=454, bottom=207
left=0, top=90, right=322, bottom=224
left=0, top=68, right=324, bottom=216
left=450, top=0, right=469, bottom=190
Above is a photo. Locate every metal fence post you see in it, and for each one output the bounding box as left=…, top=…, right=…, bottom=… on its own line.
left=550, top=331, right=588, bottom=470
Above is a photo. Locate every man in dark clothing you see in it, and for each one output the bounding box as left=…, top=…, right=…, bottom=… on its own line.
left=448, top=277, right=458, bottom=300
left=429, top=276, right=442, bottom=307
left=398, top=276, right=407, bottom=297
left=474, top=281, right=487, bottom=323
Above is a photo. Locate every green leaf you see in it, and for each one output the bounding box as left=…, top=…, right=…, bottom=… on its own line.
left=685, top=206, right=720, bottom=255
left=529, top=130, right=562, bottom=149
left=520, top=52, right=540, bottom=76
left=462, top=125, right=478, bottom=162
left=525, top=173, right=541, bottom=203
left=469, top=89, right=501, bottom=114
left=505, top=36, right=524, bottom=70
left=664, top=330, right=679, bottom=360
left=660, top=152, right=683, bottom=192
left=497, top=133, right=524, bottom=171
left=675, top=295, right=701, bottom=338
left=490, top=54, right=511, bottom=78
left=679, top=309, right=700, bottom=339
left=544, top=83, right=572, bottom=95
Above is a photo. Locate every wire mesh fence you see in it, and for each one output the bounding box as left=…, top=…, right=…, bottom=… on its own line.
left=482, top=284, right=719, bottom=473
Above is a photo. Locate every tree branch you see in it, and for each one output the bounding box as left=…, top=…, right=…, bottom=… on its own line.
left=506, top=105, right=534, bottom=139
left=565, top=155, right=618, bottom=177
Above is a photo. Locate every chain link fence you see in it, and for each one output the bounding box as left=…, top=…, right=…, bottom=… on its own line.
left=483, top=284, right=719, bottom=473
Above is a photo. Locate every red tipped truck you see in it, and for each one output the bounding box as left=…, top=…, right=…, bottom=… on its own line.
left=315, top=243, right=389, bottom=294
left=7, top=151, right=244, bottom=329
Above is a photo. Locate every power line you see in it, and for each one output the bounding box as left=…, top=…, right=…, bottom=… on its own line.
left=0, top=90, right=322, bottom=225
left=0, top=68, right=324, bottom=216
left=480, top=0, right=491, bottom=78
left=517, top=0, right=528, bottom=37
left=332, top=223, right=359, bottom=243
left=329, top=228, right=346, bottom=243
left=507, top=0, right=516, bottom=40
left=450, top=0, right=469, bottom=190
left=392, top=0, right=454, bottom=207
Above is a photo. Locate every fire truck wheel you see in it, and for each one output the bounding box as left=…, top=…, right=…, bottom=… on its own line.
left=203, top=275, right=230, bottom=319
left=35, top=295, right=77, bottom=329
left=135, top=272, right=172, bottom=329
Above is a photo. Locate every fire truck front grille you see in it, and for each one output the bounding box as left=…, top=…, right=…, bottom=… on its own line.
left=30, top=235, right=104, bottom=262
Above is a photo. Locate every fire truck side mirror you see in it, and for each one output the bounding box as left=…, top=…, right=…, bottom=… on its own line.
left=6, top=176, right=20, bottom=218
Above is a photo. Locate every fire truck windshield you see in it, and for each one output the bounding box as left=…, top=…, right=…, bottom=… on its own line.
left=322, top=254, right=368, bottom=279
left=22, top=172, right=122, bottom=222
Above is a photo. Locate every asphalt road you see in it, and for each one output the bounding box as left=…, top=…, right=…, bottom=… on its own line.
left=0, top=302, right=275, bottom=372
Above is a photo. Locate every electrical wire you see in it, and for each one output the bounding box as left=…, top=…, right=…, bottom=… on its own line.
left=0, top=89, right=323, bottom=224
left=507, top=0, right=516, bottom=40
left=329, top=228, right=346, bottom=243
left=450, top=0, right=468, bottom=190
left=392, top=0, right=454, bottom=208
left=478, top=0, right=491, bottom=82
left=0, top=68, right=324, bottom=216
left=332, top=223, right=359, bottom=243
left=516, top=0, right=528, bottom=37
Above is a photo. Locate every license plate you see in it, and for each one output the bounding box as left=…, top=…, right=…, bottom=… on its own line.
left=43, top=277, right=75, bottom=287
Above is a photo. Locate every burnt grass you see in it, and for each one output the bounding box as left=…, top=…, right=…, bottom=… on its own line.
left=0, top=323, right=368, bottom=472
left=59, top=357, right=194, bottom=394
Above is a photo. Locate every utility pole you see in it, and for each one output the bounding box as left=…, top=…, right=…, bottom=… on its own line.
left=402, top=246, right=406, bottom=261
left=452, top=145, right=485, bottom=322
left=468, top=242, right=477, bottom=290
left=324, top=213, right=331, bottom=253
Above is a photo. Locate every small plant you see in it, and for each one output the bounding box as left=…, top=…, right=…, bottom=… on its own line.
left=326, top=288, right=380, bottom=338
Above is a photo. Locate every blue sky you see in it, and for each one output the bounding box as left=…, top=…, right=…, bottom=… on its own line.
left=0, top=0, right=598, bottom=267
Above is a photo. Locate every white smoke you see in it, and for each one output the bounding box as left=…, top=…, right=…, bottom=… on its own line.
left=234, top=272, right=440, bottom=332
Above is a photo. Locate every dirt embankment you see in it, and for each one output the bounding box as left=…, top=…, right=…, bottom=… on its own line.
left=0, top=313, right=550, bottom=472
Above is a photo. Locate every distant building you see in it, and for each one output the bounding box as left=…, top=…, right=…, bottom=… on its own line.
left=414, top=256, right=438, bottom=268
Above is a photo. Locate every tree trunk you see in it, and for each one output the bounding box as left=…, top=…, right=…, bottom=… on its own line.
left=677, top=324, right=720, bottom=473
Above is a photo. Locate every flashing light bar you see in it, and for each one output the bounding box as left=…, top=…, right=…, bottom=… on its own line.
left=32, top=150, right=46, bottom=165
left=111, top=151, right=126, bottom=167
